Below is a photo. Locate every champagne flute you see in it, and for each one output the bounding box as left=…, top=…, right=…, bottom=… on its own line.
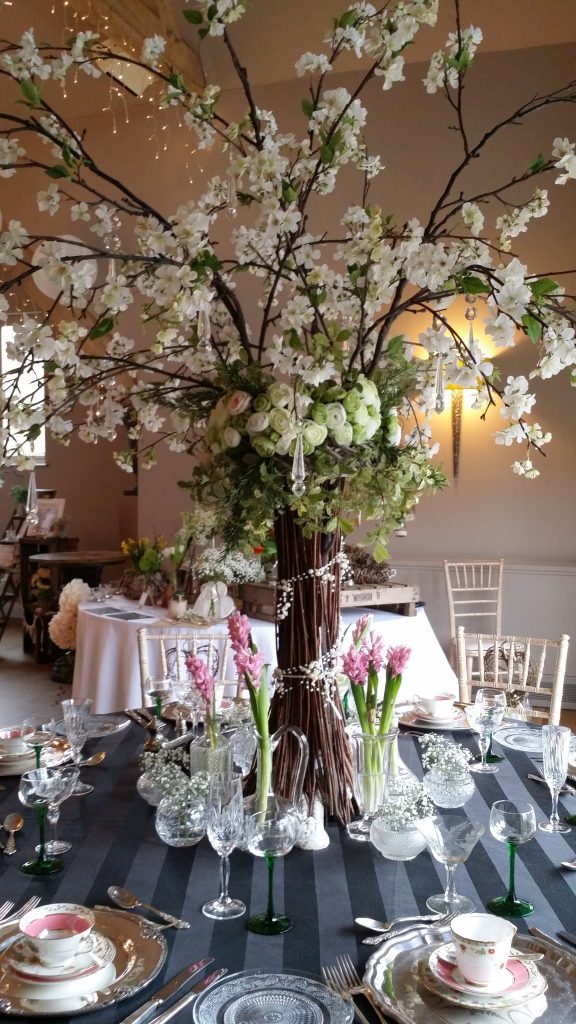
left=488, top=799, right=536, bottom=916
left=418, top=814, right=484, bottom=914
left=466, top=690, right=506, bottom=773
left=245, top=803, right=297, bottom=935
left=34, top=765, right=80, bottom=855
left=538, top=724, right=572, bottom=834
left=202, top=771, right=245, bottom=920
left=61, top=698, right=94, bottom=795
left=18, top=768, right=64, bottom=876
left=22, top=717, right=56, bottom=769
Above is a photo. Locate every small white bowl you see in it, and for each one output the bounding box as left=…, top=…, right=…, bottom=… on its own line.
left=0, top=727, right=28, bottom=755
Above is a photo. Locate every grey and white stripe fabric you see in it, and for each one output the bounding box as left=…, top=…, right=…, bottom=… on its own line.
left=0, top=723, right=575, bottom=1024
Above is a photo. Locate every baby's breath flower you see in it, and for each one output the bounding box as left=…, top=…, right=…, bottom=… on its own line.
left=377, top=777, right=434, bottom=829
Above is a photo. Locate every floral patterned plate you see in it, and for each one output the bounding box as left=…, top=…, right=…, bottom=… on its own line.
left=423, top=944, right=545, bottom=1008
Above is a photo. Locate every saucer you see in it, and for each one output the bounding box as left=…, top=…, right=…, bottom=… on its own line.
left=421, top=944, right=547, bottom=1010
left=6, top=960, right=116, bottom=1003
left=8, top=932, right=115, bottom=983
left=414, top=706, right=459, bottom=725
left=429, top=944, right=529, bottom=995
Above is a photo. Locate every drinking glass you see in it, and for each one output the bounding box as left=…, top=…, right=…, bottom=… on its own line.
left=61, top=698, right=94, bottom=795
left=22, top=717, right=56, bottom=769
left=245, top=802, right=298, bottom=934
left=488, top=799, right=537, bottom=916
left=467, top=690, right=507, bottom=773
left=34, top=765, right=80, bottom=855
left=418, top=814, right=484, bottom=913
left=538, top=724, right=572, bottom=834
left=229, top=724, right=257, bottom=777
left=18, top=768, right=64, bottom=875
left=202, top=772, right=246, bottom=920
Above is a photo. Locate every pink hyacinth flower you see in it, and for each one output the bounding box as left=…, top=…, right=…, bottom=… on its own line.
left=386, top=644, right=411, bottom=677
left=342, top=646, right=369, bottom=687
left=352, top=613, right=372, bottom=645
left=184, top=653, right=215, bottom=704
left=363, top=630, right=385, bottom=673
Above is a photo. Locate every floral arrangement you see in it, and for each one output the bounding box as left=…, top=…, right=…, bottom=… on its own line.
left=140, top=746, right=209, bottom=805
left=184, top=653, right=219, bottom=749
left=342, top=614, right=411, bottom=736
left=419, top=733, right=473, bottom=779
left=48, top=577, right=92, bottom=651
left=28, top=567, right=52, bottom=607
left=121, top=537, right=166, bottom=575
left=377, top=777, right=435, bottom=831
left=228, top=610, right=269, bottom=813
left=194, top=546, right=265, bottom=585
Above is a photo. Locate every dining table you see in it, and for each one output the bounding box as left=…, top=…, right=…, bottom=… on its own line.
left=0, top=717, right=576, bottom=1023
left=72, top=598, right=458, bottom=713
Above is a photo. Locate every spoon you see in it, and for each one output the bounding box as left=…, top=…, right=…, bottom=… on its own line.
left=3, top=813, right=24, bottom=856
left=107, top=886, right=190, bottom=929
left=560, top=859, right=576, bottom=870
left=80, top=751, right=106, bottom=767
left=356, top=913, right=441, bottom=933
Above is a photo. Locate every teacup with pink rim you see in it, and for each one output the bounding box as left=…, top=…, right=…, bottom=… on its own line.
left=19, top=903, right=95, bottom=968
left=0, top=726, right=28, bottom=755
left=450, top=913, right=517, bottom=987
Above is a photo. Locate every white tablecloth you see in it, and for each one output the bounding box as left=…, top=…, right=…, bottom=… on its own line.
left=72, top=597, right=457, bottom=713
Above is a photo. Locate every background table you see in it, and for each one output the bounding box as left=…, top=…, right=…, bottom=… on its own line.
left=29, top=550, right=127, bottom=591
left=0, top=724, right=575, bottom=1024
left=72, top=599, right=458, bottom=713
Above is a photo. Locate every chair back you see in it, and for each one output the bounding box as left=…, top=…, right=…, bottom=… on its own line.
left=456, top=625, right=570, bottom=724
left=136, top=626, right=231, bottom=707
left=444, top=559, right=504, bottom=639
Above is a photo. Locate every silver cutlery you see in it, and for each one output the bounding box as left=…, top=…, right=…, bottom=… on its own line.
left=527, top=773, right=576, bottom=795
left=557, top=930, right=576, bottom=948
left=124, top=709, right=150, bottom=727
left=322, top=967, right=372, bottom=1024
left=560, top=859, right=576, bottom=870
left=528, top=926, right=575, bottom=955
left=141, top=969, right=228, bottom=1024
left=119, top=956, right=214, bottom=1024
left=362, top=910, right=458, bottom=945
left=2, top=812, right=24, bottom=855
left=321, top=955, right=388, bottom=1024
left=355, top=912, right=442, bottom=933
left=94, top=905, right=173, bottom=931
left=108, top=885, right=190, bottom=929
left=0, top=901, right=15, bottom=921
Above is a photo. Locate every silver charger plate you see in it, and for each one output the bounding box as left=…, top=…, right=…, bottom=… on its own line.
left=364, top=923, right=576, bottom=1024
left=0, top=907, right=167, bottom=1016
left=493, top=725, right=576, bottom=754
left=192, top=970, right=354, bottom=1024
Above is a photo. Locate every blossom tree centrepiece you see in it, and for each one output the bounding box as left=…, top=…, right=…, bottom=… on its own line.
left=1, top=1, right=575, bottom=819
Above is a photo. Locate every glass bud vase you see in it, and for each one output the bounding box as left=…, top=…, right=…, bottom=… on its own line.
left=136, top=771, right=164, bottom=806
left=188, top=733, right=232, bottom=777
left=347, top=730, right=397, bottom=842
left=370, top=817, right=428, bottom=862
left=155, top=794, right=206, bottom=847
left=423, top=768, right=475, bottom=809
left=167, top=595, right=188, bottom=620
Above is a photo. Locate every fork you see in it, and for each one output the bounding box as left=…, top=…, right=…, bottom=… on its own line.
left=0, top=901, right=14, bottom=921
left=0, top=896, right=42, bottom=927
left=322, top=966, right=372, bottom=1024
left=324, top=956, right=389, bottom=1024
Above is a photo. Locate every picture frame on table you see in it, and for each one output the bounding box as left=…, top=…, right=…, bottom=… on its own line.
left=26, top=498, right=66, bottom=537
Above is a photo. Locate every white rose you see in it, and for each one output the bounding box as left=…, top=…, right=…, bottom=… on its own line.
left=223, top=426, right=242, bottom=448
left=227, top=390, right=252, bottom=415
left=326, top=402, right=347, bottom=429
left=333, top=421, right=354, bottom=445
left=275, top=434, right=293, bottom=455
left=268, top=382, right=292, bottom=408
left=269, top=408, right=292, bottom=434
left=245, top=411, right=270, bottom=434
left=303, top=420, right=328, bottom=447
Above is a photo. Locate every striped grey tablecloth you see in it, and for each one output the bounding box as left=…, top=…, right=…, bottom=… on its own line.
left=0, top=724, right=575, bottom=1023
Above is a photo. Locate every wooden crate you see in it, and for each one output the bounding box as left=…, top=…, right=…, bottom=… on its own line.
left=238, top=581, right=419, bottom=621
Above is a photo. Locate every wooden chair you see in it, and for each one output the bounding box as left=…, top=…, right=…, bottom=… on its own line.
left=136, top=626, right=231, bottom=708
left=456, top=626, right=570, bottom=724
left=444, top=559, right=504, bottom=671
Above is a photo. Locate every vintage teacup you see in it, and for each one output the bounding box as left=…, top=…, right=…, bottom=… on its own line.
left=0, top=726, right=28, bottom=755
left=418, top=694, right=455, bottom=718
left=19, top=903, right=95, bottom=967
left=451, top=913, right=517, bottom=987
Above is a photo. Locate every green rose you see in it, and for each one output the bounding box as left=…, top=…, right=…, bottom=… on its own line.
left=323, top=385, right=346, bottom=401
left=303, top=420, right=328, bottom=447
left=268, top=382, right=292, bottom=408
left=269, top=408, right=292, bottom=434
left=386, top=410, right=402, bottom=445
left=309, top=402, right=328, bottom=425
left=253, top=394, right=271, bottom=412
left=326, top=402, right=347, bottom=429
left=251, top=436, right=276, bottom=457
left=352, top=423, right=369, bottom=444
left=351, top=403, right=369, bottom=426
left=275, top=434, right=293, bottom=455
left=333, top=421, right=354, bottom=445
left=358, top=374, right=380, bottom=407
left=343, top=389, right=361, bottom=414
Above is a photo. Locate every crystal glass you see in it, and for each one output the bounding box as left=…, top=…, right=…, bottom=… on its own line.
left=245, top=800, right=298, bottom=935
left=34, top=765, right=80, bottom=855
left=418, top=814, right=484, bottom=913
left=538, top=724, right=572, bottom=834
left=61, top=698, right=94, bottom=795
left=155, top=793, right=206, bottom=847
left=203, top=772, right=246, bottom=920
left=229, top=723, right=257, bottom=777
left=18, top=768, right=64, bottom=875
left=488, top=799, right=537, bottom=916
left=22, top=716, right=56, bottom=769
left=466, top=690, right=506, bottom=773
left=146, top=679, right=171, bottom=727
left=347, top=730, right=397, bottom=842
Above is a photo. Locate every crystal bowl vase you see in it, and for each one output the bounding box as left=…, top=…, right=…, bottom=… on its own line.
left=423, top=769, right=475, bottom=808
left=370, top=817, right=429, bottom=861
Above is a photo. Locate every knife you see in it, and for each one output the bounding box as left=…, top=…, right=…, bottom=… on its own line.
left=118, top=957, right=214, bottom=1024
left=527, top=774, right=576, bottom=795
left=145, top=969, right=228, bottom=1024
left=557, top=931, right=576, bottom=949
left=528, top=926, right=575, bottom=954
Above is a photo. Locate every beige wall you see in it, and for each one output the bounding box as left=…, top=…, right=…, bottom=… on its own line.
left=1, top=15, right=575, bottom=609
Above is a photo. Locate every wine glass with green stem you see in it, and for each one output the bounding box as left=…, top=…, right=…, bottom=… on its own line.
left=22, top=716, right=56, bottom=769
left=488, top=799, right=536, bottom=916
left=245, top=802, right=298, bottom=934
left=35, top=765, right=80, bottom=855
left=18, top=768, right=64, bottom=876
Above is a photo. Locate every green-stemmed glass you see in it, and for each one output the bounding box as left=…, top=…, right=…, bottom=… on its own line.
left=245, top=803, right=297, bottom=935
left=488, top=800, right=536, bottom=917
left=22, top=717, right=56, bottom=769
left=18, top=768, right=64, bottom=875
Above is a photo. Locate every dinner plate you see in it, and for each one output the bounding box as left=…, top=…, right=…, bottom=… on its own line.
left=399, top=709, right=471, bottom=732
left=0, top=745, right=70, bottom=777
left=0, top=907, right=167, bottom=1016
left=54, top=715, right=130, bottom=740
left=192, top=970, right=354, bottom=1024
left=428, top=944, right=532, bottom=996
left=8, top=932, right=115, bottom=983
left=493, top=726, right=576, bottom=754
left=420, top=950, right=546, bottom=1010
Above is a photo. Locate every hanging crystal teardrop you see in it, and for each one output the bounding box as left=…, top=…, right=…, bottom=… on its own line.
left=226, top=168, right=238, bottom=220
left=26, top=470, right=39, bottom=526
left=197, top=308, right=211, bottom=351
left=434, top=356, right=445, bottom=413
left=291, top=421, right=306, bottom=497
